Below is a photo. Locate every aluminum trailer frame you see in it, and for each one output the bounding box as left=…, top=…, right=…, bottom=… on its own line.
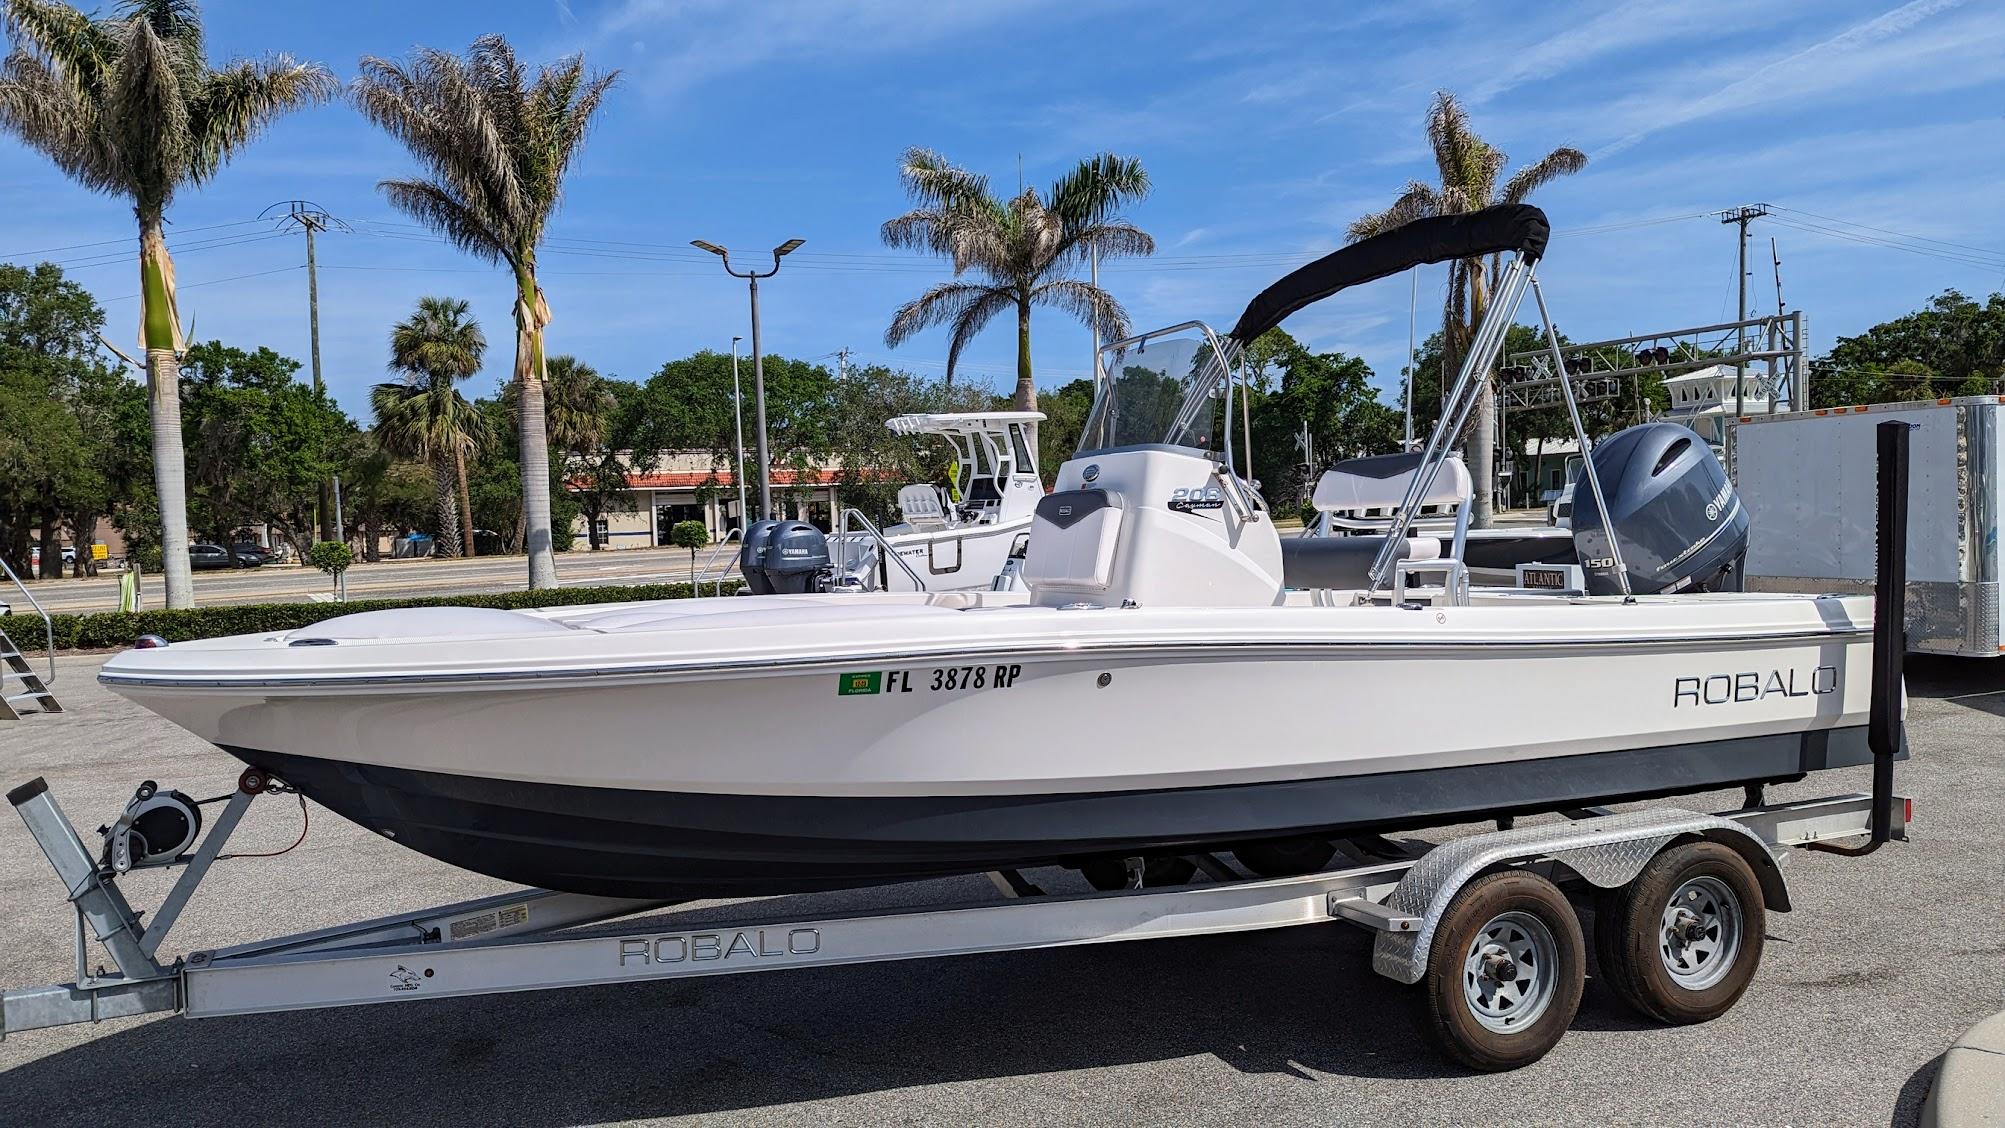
left=2, top=771, right=1903, bottom=1036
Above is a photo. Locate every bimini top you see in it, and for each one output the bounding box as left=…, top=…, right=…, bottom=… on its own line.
left=884, top=411, right=1045, bottom=437
left=1228, top=204, right=1550, bottom=345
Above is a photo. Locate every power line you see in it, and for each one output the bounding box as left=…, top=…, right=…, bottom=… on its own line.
left=0, top=217, right=270, bottom=259
left=99, top=264, right=302, bottom=303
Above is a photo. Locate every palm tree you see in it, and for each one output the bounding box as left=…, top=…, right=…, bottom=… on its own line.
left=882, top=149, right=1153, bottom=410
left=1350, top=91, right=1585, bottom=527
left=540, top=355, right=614, bottom=454
left=0, top=0, right=333, bottom=607
left=352, top=36, right=617, bottom=590
left=372, top=297, right=488, bottom=560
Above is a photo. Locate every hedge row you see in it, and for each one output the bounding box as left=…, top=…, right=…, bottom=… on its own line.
left=38, top=581, right=742, bottom=651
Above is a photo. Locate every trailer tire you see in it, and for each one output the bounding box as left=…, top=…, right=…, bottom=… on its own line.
left=1594, top=841, right=1764, bottom=1025
left=1422, top=869, right=1584, bottom=1072
left=1233, top=835, right=1337, bottom=878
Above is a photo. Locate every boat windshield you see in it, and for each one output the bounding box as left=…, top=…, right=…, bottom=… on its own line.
left=1078, top=328, right=1239, bottom=456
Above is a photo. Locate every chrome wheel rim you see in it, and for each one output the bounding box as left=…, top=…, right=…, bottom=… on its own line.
left=1462, top=910, right=1559, bottom=1034
left=1658, top=875, right=1742, bottom=990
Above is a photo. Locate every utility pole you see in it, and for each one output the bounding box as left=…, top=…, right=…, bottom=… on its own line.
left=1719, top=204, right=1770, bottom=417
left=264, top=201, right=349, bottom=542
left=834, top=346, right=851, bottom=382
left=1404, top=267, right=1418, bottom=448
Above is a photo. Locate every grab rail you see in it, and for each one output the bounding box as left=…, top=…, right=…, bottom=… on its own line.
left=697, top=528, right=743, bottom=597
left=832, top=508, right=927, bottom=592
left=0, top=555, right=56, bottom=685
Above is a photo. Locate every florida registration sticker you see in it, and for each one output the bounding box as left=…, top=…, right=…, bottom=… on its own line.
left=837, top=671, right=882, bottom=696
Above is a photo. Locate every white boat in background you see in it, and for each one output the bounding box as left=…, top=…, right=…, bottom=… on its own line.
left=739, top=410, right=1044, bottom=594
left=97, top=204, right=1898, bottom=902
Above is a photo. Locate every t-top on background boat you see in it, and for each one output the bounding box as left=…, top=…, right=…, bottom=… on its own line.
left=735, top=410, right=1045, bottom=594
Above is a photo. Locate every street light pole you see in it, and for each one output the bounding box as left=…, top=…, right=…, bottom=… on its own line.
left=730, top=335, right=748, bottom=531
left=693, top=238, right=804, bottom=521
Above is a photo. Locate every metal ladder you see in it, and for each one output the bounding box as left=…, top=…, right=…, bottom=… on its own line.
left=0, top=557, right=60, bottom=720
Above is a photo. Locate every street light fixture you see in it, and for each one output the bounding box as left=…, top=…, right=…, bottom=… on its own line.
left=692, top=237, right=804, bottom=520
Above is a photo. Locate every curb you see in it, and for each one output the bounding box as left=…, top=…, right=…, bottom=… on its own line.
left=1923, top=1011, right=2005, bottom=1127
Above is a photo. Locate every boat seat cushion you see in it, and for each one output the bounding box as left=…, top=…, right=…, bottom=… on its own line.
left=1023, top=489, right=1124, bottom=591
left=898, top=483, right=950, bottom=530
left=1313, top=453, right=1472, bottom=513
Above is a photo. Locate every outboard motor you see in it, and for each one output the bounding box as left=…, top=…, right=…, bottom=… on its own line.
left=1571, top=422, right=1748, bottom=596
left=761, top=520, right=832, bottom=594
left=738, top=520, right=781, bottom=595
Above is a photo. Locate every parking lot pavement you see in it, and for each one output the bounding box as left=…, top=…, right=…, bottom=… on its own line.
left=12, top=545, right=740, bottom=614
left=0, top=654, right=1998, bottom=1126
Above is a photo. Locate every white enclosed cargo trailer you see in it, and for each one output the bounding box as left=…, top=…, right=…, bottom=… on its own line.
left=1728, top=396, right=2003, bottom=656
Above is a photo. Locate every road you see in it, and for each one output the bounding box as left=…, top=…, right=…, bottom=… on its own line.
left=12, top=545, right=743, bottom=615
left=0, top=655, right=1996, bottom=1125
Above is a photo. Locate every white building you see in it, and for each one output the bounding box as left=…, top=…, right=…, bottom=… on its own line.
left=575, top=451, right=856, bottom=549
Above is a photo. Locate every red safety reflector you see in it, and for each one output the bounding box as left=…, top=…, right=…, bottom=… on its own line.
left=1903, top=797, right=1914, bottom=825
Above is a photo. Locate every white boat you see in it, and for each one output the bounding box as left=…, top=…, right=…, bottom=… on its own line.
left=98, top=204, right=1895, bottom=900
left=740, top=411, right=1044, bottom=594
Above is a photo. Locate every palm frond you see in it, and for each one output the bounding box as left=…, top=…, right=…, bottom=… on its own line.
left=941, top=288, right=1017, bottom=379
left=1064, top=218, right=1154, bottom=266
left=896, top=145, right=991, bottom=209
left=380, top=178, right=509, bottom=265
left=1046, top=151, right=1149, bottom=227
left=106, top=14, right=189, bottom=214
left=1032, top=277, right=1129, bottom=345
left=1347, top=180, right=1440, bottom=242
left=1501, top=146, right=1586, bottom=204
left=2, top=0, right=113, bottom=93
left=187, top=54, right=334, bottom=182
left=884, top=279, right=1011, bottom=348
left=0, top=47, right=115, bottom=192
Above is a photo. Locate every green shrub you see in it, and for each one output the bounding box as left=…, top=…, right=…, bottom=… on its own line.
left=306, top=541, right=354, bottom=576
left=46, top=580, right=743, bottom=651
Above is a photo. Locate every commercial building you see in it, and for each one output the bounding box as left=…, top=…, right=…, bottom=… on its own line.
left=576, top=451, right=855, bottom=549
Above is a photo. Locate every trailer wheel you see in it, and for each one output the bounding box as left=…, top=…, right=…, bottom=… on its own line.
left=1594, top=841, right=1763, bottom=1025
left=1422, top=869, right=1585, bottom=1072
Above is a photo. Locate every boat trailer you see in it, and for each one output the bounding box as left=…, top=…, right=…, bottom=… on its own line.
left=1, top=773, right=1907, bottom=1069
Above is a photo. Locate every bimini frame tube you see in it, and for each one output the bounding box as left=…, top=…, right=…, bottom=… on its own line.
left=1367, top=253, right=1534, bottom=591
left=1530, top=276, right=1632, bottom=595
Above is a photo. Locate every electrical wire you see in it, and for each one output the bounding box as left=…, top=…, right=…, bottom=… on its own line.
left=0, top=216, right=270, bottom=259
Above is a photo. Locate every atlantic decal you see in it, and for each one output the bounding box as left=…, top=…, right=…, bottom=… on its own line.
left=1674, top=666, right=1837, bottom=707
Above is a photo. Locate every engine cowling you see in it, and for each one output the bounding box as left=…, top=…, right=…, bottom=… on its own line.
left=1571, top=422, right=1748, bottom=596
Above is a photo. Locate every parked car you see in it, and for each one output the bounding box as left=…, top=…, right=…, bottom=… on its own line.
left=228, top=544, right=270, bottom=568
left=27, top=545, right=76, bottom=569
left=188, top=544, right=234, bottom=570
left=1545, top=480, right=1575, bottom=528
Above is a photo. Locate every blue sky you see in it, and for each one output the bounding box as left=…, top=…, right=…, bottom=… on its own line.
left=3, top=0, right=2002, bottom=420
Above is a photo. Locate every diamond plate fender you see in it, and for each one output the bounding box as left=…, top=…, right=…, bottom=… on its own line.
left=1370, top=809, right=1788, bottom=985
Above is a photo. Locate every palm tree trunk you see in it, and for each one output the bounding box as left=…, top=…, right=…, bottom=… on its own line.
left=1465, top=258, right=1496, bottom=529
left=140, top=216, right=196, bottom=608
left=1013, top=297, right=1036, bottom=412
left=514, top=264, right=557, bottom=588
left=456, top=447, right=476, bottom=557
left=432, top=457, right=462, bottom=558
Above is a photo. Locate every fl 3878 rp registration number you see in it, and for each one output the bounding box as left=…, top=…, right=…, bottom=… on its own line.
left=836, top=664, right=1023, bottom=696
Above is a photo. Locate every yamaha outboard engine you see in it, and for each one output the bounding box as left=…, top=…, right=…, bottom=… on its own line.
left=738, top=520, right=781, bottom=595
left=761, top=520, right=832, bottom=594
left=1571, top=422, right=1748, bottom=596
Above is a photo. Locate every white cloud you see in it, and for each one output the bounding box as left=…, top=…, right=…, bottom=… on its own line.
left=1592, top=0, right=1979, bottom=157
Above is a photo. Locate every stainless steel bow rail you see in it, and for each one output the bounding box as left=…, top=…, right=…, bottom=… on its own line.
left=1, top=771, right=1906, bottom=1070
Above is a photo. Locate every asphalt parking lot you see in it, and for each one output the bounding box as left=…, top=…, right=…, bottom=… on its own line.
left=0, top=653, right=1999, bottom=1126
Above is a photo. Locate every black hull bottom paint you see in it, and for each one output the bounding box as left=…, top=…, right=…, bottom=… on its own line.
left=230, top=727, right=1882, bottom=899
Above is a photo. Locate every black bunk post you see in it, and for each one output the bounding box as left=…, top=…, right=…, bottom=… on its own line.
left=1813, top=418, right=1907, bottom=856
